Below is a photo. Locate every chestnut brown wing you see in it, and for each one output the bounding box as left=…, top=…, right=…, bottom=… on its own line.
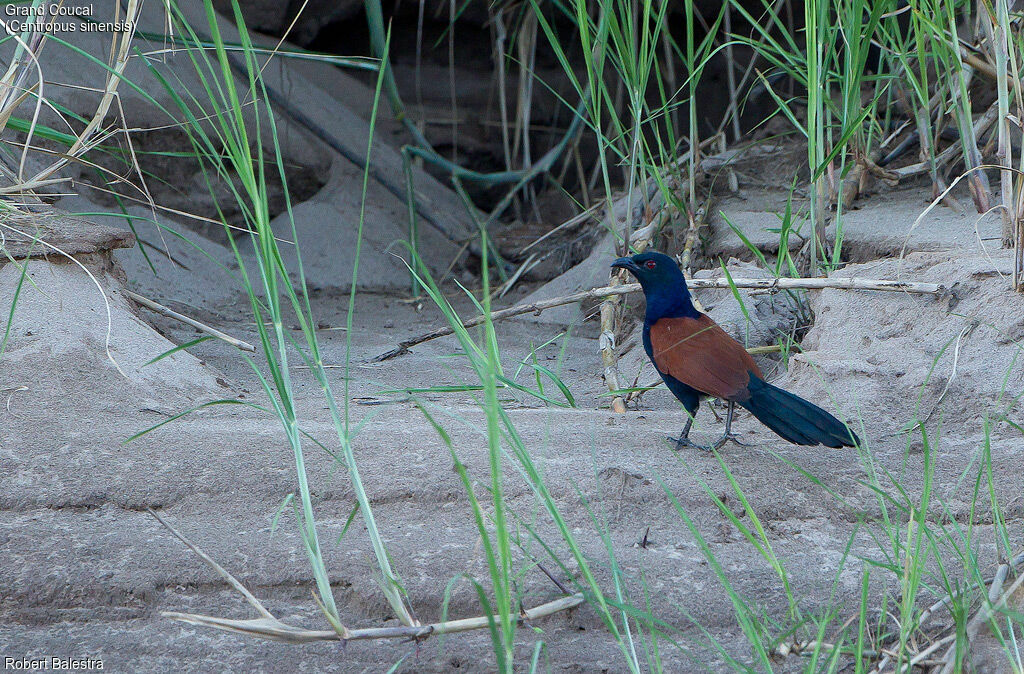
left=648, top=314, right=763, bottom=402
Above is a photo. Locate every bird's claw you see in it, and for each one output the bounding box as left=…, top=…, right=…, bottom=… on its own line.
left=666, top=432, right=754, bottom=452
left=711, top=433, right=755, bottom=450
left=665, top=435, right=714, bottom=452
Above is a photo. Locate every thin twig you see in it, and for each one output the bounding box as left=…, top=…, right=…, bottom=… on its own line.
left=917, top=320, right=979, bottom=428
left=372, top=276, right=946, bottom=361
left=533, top=561, right=571, bottom=596
left=127, top=290, right=256, bottom=352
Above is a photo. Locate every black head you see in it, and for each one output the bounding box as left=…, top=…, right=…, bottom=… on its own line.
left=611, top=251, right=696, bottom=321
left=611, top=251, right=686, bottom=286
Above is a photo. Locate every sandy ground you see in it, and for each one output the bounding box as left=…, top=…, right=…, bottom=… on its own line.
left=1, top=4, right=1020, bottom=664
left=2, top=0, right=1020, bottom=668
left=2, top=204, right=1022, bottom=671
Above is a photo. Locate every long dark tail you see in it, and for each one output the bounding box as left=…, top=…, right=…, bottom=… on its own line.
left=739, top=376, right=859, bottom=448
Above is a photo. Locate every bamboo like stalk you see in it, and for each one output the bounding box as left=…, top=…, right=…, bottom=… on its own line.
left=150, top=508, right=583, bottom=645
left=599, top=274, right=627, bottom=413
left=677, top=203, right=708, bottom=274
left=1017, top=209, right=1024, bottom=292
left=948, top=62, right=992, bottom=213
left=602, top=215, right=657, bottom=413
left=594, top=172, right=672, bottom=413
left=373, top=275, right=946, bottom=361
left=163, top=592, right=586, bottom=644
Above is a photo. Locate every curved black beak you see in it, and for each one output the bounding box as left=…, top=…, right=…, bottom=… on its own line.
left=611, top=256, right=640, bottom=274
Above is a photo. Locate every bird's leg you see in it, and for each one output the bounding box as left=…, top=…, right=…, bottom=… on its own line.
left=711, top=401, right=755, bottom=449
left=666, top=416, right=708, bottom=452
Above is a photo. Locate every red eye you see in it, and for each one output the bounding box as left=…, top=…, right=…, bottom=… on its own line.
left=644, top=260, right=657, bottom=270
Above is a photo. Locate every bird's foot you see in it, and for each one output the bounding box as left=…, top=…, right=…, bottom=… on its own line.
left=711, top=432, right=755, bottom=450
left=665, top=434, right=714, bottom=453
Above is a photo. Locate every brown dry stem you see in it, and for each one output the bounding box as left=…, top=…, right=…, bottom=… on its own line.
left=149, top=509, right=584, bottom=645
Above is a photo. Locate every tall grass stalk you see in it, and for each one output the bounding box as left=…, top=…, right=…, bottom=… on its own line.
left=731, top=0, right=889, bottom=273
left=983, top=0, right=1024, bottom=288
left=917, top=0, right=992, bottom=211
left=804, top=0, right=827, bottom=274
left=139, top=0, right=415, bottom=627
left=531, top=0, right=714, bottom=251
left=406, top=240, right=648, bottom=671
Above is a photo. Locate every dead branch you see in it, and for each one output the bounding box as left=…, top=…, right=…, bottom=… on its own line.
left=164, top=593, right=585, bottom=645
left=372, top=276, right=946, bottom=361
left=704, top=277, right=945, bottom=293
left=892, top=102, right=1000, bottom=180
left=149, top=509, right=584, bottom=645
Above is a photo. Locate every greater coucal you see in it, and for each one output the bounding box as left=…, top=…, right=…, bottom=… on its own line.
left=612, top=251, right=860, bottom=450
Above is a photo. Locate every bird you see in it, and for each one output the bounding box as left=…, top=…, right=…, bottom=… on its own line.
left=611, top=251, right=860, bottom=451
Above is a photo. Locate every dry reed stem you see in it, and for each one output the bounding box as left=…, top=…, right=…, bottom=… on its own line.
left=1017, top=214, right=1024, bottom=291
left=677, top=204, right=705, bottom=275
left=149, top=509, right=584, bottom=645
left=165, top=590, right=585, bottom=643
left=373, top=275, right=946, bottom=361
left=602, top=215, right=659, bottom=413
left=597, top=176, right=676, bottom=413
left=164, top=593, right=585, bottom=644
left=26, top=0, right=142, bottom=187
left=126, top=291, right=256, bottom=353
left=592, top=138, right=732, bottom=412
left=599, top=276, right=628, bottom=413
